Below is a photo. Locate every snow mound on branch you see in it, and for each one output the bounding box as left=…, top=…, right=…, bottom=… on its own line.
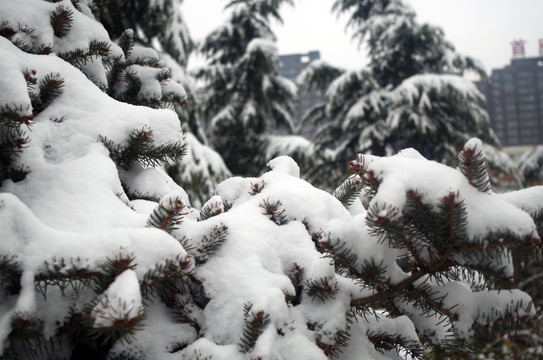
left=0, top=26, right=191, bottom=354
left=267, top=156, right=300, bottom=178
left=175, top=164, right=393, bottom=359
left=91, top=270, right=143, bottom=328
left=351, top=152, right=538, bottom=240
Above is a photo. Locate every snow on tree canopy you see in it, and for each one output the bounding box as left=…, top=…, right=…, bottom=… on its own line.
left=1, top=0, right=543, bottom=359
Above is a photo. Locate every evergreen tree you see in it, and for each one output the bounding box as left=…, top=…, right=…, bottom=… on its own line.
left=519, top=145, right=543, bottom=186
left=301, top=0, right=509, bottom=188
left=198, top=0, right=296, bottom=176
left=2, top=1, right=543, bottom=360
left=91, top=0, right=231, bottom=207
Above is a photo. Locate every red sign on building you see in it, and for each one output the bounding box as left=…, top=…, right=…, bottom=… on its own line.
left=511, top=39, right=526, bottom=58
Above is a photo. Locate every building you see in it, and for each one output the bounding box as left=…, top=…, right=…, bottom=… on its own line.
left=478, top=56, right=543, bottom=146
left=279, top=51, right=324, bottom=138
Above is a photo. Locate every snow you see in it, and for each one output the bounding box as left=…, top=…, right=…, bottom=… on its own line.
left=267, top=156, right=300, bottom=178
left=92, top=270, right=143, bottom=328
left=351, top=151, right=539, bottom=241
left=434, top=281, right=536, bottom=338
left=1, top=0, right=541, bottom=358
left=246, top=38, right=277, bottom=57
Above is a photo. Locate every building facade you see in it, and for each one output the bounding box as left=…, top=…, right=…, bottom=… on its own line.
left=279, top=51, right=323, bottom=138
left=478, top=56, right=543, bottom=146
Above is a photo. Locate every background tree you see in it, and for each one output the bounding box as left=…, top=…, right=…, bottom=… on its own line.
left=301, top=0, right=512, bottom=189
left=91, top=0, right=230, bottom=207
left=198, top=0, right=296, bottom=176
left=519, top=145, right=543, bottom=186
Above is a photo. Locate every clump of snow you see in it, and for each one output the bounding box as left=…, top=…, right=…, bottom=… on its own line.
left=92, top=270, right=143, bottom=328
left=267, top=156, right=300, bottom=178
left=351, top=152, right=538, bottom=241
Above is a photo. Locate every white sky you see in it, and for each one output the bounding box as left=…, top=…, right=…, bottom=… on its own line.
left=183, top=0, right=543, bottom=74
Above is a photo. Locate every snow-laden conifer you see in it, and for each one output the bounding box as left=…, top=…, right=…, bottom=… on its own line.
left=198, top=0, right=297, bottom=176
left=92, top=0, right=231, bottom=207
left=301, top=0, right=512, bottom=189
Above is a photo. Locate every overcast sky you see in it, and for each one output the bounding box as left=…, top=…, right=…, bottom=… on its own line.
left=183, top=0, right=543, bottom=75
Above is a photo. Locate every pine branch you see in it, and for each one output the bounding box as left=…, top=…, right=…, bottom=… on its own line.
left=57, top=40, right=111, bottom=67
left=259, top=198, right=288, bottom=225
left=348, top=154, right=381, bottom=199
left=333, top=174, right=363, bottom=209
left=95, top=253, right=137, bottom=293
left=192, top=224, right=228, bottom=265
left=197, top=199, right=224, bottom=221
left=139, top=255, right=193, bottom=304
left=0, top=254, right=22, bottom=295
left=308, top=317, right=352, bottom=360
left=147, top=195, right=188, bottom=234
left=34, top=257, right=101, bottom=299
left=8, top=311, right=46, bottom=360
left=50, top=5, right=73, bottom=38
left=315, top=329, right=350, bottom=360
left=304, top=276, right=338, bottom=303
left=435, top=191, right=468, bottom=250
left=172, top=296, right=202, bottom=334
left=366, top=202, right=402, bottom=244
left=0, top=104, right=34, bottom=127
left=249, top=180, right=266, bottom=195
left=100, top=126, right=186, bottom=170
left=0, top=126, right=30, bottom=163
left=36, top=73, right=64, bottom=112
left=366, top=330, right=424, bottom=358
left=286, top=263, right=304, bottom=306
left=317, top=234, right=360, bottom=278
left=404, top=189, right=439, bottom=249
left=118, top=29, right=134, bottom=59
left=239, top=302, right=271, bottom=353
left=457, top=140, right=491, bottom=193
left=88, top=296, right=146, bottom=346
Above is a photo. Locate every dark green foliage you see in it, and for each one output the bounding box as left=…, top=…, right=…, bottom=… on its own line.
left=100, top=126, right=186, bottom=170
left=103, top=30, right=186, bottom=110
left=57, top=40, right=111, bottom=67
left=86, top=297, right=146, bottom=348
left=304, top=277, right=338, bottom=303
left=0, top=22, right=52, bottom=55
left=93, top=0, right=193, bottom=66
left=249, top=180, right=266, bottom=195
left=286, top=263, right=304, bottom=306
left=308, top=319, right=351, bottom=359
left=35, top=257, right=102, bottom=299
left=0, top=120, right=31, bottom=182
left=95, top=254, right=138, bottom=294
left=197, top=199, right=224, bottom=221
left=50, top=5, right=74, bottom=38
left=172, top=295, right=202, bottom=335
left=0, top=254, right=22, bottom=295
left=7, top=311, right=46, bottom=360
left=332, top=174, right=363, bottom=209
left=367, top=330, right=424, bottom=358
left=239, top=302, right=271, bottom=353
left=35, top=73, right=65, bottom=112
left=1, top=70, right=65, bottom=185
left=259, top=198, right=288, bottom=225
left=147, top=195, right=188, bottom=234
left=317, top=234, right=361, bottom=279
left=192, top=224, right=228, bottom=266
left=139, top=255, right=193, bottom=303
